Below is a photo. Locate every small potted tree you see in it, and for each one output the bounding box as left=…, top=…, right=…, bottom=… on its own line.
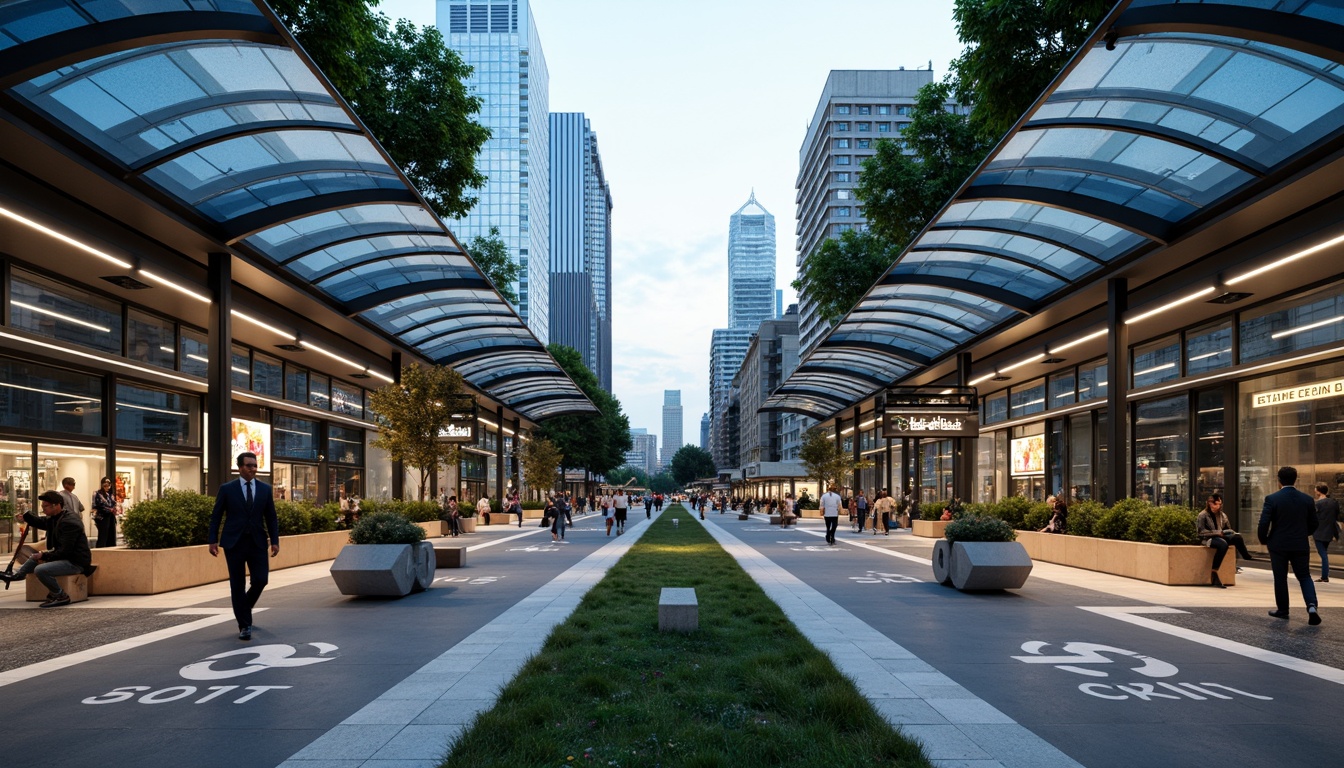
left=329, top=511, right=432, bottom=597
left=934, top=515, right=1032, bottom=591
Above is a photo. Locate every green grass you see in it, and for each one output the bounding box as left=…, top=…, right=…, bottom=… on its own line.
left=441, top=505, right=931, bottom=768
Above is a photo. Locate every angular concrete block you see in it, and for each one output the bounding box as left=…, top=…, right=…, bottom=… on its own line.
left=411, top=541, right=435, bottom=592
left=434, top=545, right=467, bottom=568
left=768, top=515, right=782, bottom=525
left=658, top=587, right=698, bottom=633
left=931, top=539, right=954, bottom=586
left=950, top=541, right=1032, bottom=591
left=25, top=573, right=89, bottom=603
left=329, top=544, right=415, bottom=597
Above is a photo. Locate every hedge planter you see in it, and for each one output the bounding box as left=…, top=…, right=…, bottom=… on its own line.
left=1016, top=531, right=1236, bottom=586
left=89, top=530, right=350, bottom=595
left=414, top=521, right=443, bottom=539
left=456, top=517, right=478, bottom=534
left=330, top=543, right=418, bottom=597
left=949, top=541, right=1033, bottom=591
left=912, top=520, right=950, bottom=538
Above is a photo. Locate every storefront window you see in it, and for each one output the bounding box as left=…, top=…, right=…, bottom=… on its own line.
left=327, top=424, right=363, bottom=466
left=128, top=309, right=175, bottom=370
left=1133, top=336, right=1180, bottom=388
left=1079, top=360, right=1108, bottom=402
left=1069, top=413, right=1093, bottom=501
left=975, top=434, right=996, bottom=503
left=1186, top=321, right=1232, bottom=375
left=1133, top=395, right=1189, bottom=506
left=1240, top=281, right=1344, bottom=363
left=231, top=345, right=250, bottom=389
left=160, top=454, right=201, bottom=495
left=330, top=466, right=362, bottom=502
left=309, top=372, right=330, bottom=411
left=1049, top=371, right=1076, bottom=409
left=1047, top=419, right=1065, bottom=497
left=1009, top=379, right=1046, bottom=419
left=0, top=440, right=34, bottom=532
left=285, top=365, right=308, bottom=405
left=332, top=380, right=362, bottom=418
left=180, top=326, right=208, bottom=378
left=365, top=431, right=391, bottom=501
left=1096, top=410, right=1110, bottom=504
left=252, top=351, right=283, bottom=398
left=115, top=449, right=157, bottom=512
left=272, top=462, right=318, bottom=502
left=920, top=439, right=953, bottom=502
left=10, top=269, right=121, bottom=355
left=0, top=357, right=103, bottom=436
left=984, top=391, right=1008, bottom=424
left=1010, top=425, right=1046, bottom=500
left=37, top=443, right=105, bottom=538
left=115, top=383, right=199, bottom=446
left=1195, top=388, right=1225, bottom=506
left=273, top=414, right=318, bottom=461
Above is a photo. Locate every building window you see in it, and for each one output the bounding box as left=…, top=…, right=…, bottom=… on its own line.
left=128, top=309, right=176, bottom=371
left=1132, top=336, right=1180, bottom=387
left=1186, top=321, right=1232, bottom=375
left=10, top=269, right=122, bottom=356
left=285, top=365, right=308, bottom=405
left=328, top=424, right=363, bottom=465
left=834, top=122, right=849, bottom=132
left=878, top=105, right=891, bottom=115
left=116, top=383, right=199, bottom=446
left=857, top=122, right=871, bottom=132
left=1078, top=360, right=1108, bottom=402
left=1134, top=395, right=1189, bottom=507
left=180, top=327, right=208, bottom=378
left=984, top=390, right=1008, bottom=424
left=898, top=106, right=911, bottom=116
left=834, top=172, right=850, bottom=182
left=858, top=106, right=871, bottom=115
left=856, top=139, right=871, bottom=149
left=836, top=189, right=852, bottom=200
left=1049, top=371, right=1076, bottom=409
left=332, top=380, right=362, bottom=418
left=309, top=372, right=330, bottom=411
left=834, top=156, right=851, bottom=165
left=273, top=414, right=319, bottom=461
left=1009, top=379, right=1046, bottom=419
left=1240, top=280, right=1344, bottom=363
left=835, top=105, right=850, bottom=115
left=231, top=345, right=250, bottom=390
left=0, top=356, right=103, bottom=436
left=877, top=123, right=890, bottom=132
left=252, top=351, right=283, bottom=398
left=835, top=138, right=849, bottom=148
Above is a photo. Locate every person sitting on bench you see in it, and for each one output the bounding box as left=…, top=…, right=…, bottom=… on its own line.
left=1, top=490, right=93, bottom=607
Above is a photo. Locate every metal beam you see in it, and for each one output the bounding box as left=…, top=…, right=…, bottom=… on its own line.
left=958, top=184, right=1174, bottom=245
left=222, top=187, right=422, bottom=244
left=1112, top=5, right=1344, bottom=66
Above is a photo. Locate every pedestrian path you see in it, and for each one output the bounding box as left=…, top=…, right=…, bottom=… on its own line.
left=278, top=510, right=662, bottom=768
left=695, top=514, right=1083, bottom=767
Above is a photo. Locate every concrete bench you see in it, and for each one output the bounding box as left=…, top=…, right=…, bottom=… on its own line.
left=25, top=573, right=90, bottom=603
left=768, top=515, right=782, bottom=525
left=434, top=545, right=467, bottom=568
left=659, top=587, right=698, bottom=633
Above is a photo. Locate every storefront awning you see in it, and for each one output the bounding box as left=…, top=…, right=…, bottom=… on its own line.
left=0, top=0, right=595, bottom=420
left=766, top=0, right=1344, bottom=420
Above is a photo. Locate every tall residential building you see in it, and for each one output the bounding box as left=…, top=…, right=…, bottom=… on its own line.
left=775, top=289, right=784, bottom=319
left=661, top=390, right=683, bottom=468
left=700, top=413, right=710, bottom=450
left=549, top=112, right=613, bottom=391
left=709, top=326, right=755, bottom=468
left=735, top=308, right=806, bottom=489
left=728, top=191, right=776, bottom=330
left=796, top=69, right=952, bottom=353
left=437, top=0, right=551, bottom=342
left=625, top=428, right=659, bottom=477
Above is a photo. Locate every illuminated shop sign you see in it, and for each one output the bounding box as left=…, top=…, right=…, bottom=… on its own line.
left=1251, top=378, right=1344, bottom=408
left=881, top=386, right=979, bottom=438
left=437, top=397, right=478, bottom=443
left=1011, top=435, right=1045, bottom=477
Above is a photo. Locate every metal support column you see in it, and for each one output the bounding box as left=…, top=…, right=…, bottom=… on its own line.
left=955, top=352, right=976, bottom=503
left=390, top=351, right=403, bottom=500
left=495, top=405, right=506, bottom=503
left=206, top=252, right=232, bottom=493
left=1107, top=278, right=1130, bottom=504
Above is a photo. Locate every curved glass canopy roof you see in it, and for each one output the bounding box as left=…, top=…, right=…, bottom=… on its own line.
left=767, top=0, right=1344, bottom=419
left=0, top=0, right=593, bottom=420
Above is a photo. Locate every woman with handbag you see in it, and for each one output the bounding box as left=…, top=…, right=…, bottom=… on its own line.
left=92, top=476, right=118, bottom=548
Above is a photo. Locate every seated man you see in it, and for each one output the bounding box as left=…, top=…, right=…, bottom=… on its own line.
left=1, top=490, right=93, bottom=607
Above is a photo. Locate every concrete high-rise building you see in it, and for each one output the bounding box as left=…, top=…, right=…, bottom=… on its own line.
left=795, top=69, right=964, bottom=353
left=700, top=413, right=710, bottom=450
left=437, top=0, right=551, bottom=342
left=709, top=326, right=755, bottom=468
left=728, top=191, right=776, bottom=330
left=625, top=428, right=659, bottom=477
left=775, top=289, right=784, bottom=319
left=549, top=112, right=612, bottom=391
left=661, top=390, right=682, bottom=468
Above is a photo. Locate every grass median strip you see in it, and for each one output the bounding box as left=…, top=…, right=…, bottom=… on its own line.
left=441, top=505, right=931, bottom=768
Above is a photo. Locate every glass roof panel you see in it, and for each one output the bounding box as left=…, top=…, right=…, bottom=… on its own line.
left=454, top=353, right=551, bottom=378
left=0, top=2, right=262, bottom=51
left=317, top=254, right=480, bottom=302
left=246, top=204, right=440, bottom=261
left=846, top=310, right=976, bottom=341
left=974, top=167, right=1199, bottom=222
left=826, top=330, right=944, bottom=360
left=866, top=284, right=1020, bottom=323
left=915, top=229, right=1096, bottom=280
left=891, top=251, right=1066, bottom=299
left=361, top=290, right=508, bottom=329
left=936, top=200, right=1143, bottom=259
left=287, top=234, right=461, bottom=278
left=393, top=312, right=512, bottom=346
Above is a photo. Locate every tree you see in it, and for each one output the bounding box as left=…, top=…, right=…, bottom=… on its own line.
left=606, top=465, right=650, bottom=489
left=798, top=428, right=872, bottom=490
left=668, top=445, right=716, bottom=487
left=467, top=227, right=522, bottom=304
left=791, top=229, right=899, bottom=325
left=649, top=473, right=679, bottom=495
left=951, top=0, right=1111, bottom=143
left=855, top=82, right=988, bottom=251
left=536, top=345, right=632, bottom=487
left=271, top=1, right=490, bottom=220
left=516, top=435, right=563, bottom=498
left=367, top=364, right=465, bottom=501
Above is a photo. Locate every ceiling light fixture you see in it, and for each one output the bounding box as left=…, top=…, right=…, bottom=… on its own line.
left=138, top=269, right=210, bottom=303
left=1050, top=328, right=1108, bottom=353
left=0, top=205, right=133, bottom=269
left=233, top=310, right=296, bottom=341
left=1126, top=287, right=1216, bottom=324
left=1226, top=232, right=1344, bottom=285
left=999, top=353, right=1046, bottom=373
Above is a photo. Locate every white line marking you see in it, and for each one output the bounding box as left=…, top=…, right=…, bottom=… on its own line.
left=0, top=609, right=245, bottom=688
left=1082, top=605, right=1344, bottom=686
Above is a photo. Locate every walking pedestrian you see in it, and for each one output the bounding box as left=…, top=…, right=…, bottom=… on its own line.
left=644, top=493, right=653, bottom=519
left=1258, top=466, right=1321, bottom=624
left=552, top=494, right=570, bottom=542
left=820, top=484, right=843, bottom=545
left=208, top=452, right=280, bottom=641
left=92, top=476, right=118, bottom=548
left=1313, top=483, right=1340, bottom=582
left=613, top=489, right=629, bottom=534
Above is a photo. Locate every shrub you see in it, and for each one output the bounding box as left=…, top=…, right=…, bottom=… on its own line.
left=349, top=511, right=427, bottom=545
left=313, top=502, right=341, bottom=532
left=994, top=494, right=1032, bottom=532
left=1067, top=499, right=1105, bottom=538
left=1134, top=506, right=1199, bottom=545
left=274, top=500, right=312, bottom=536
left=919, top=499, right=950, bottom=521
left=944, top=514, right=1017, bottom=543
left=399, top=501, right=441, bottom=523
left=796, top=496, right=818, bottom=510
left=1093, top=506, right=1132, bottom=540
left=960, top=502, right=990, bottom=518
left=1022, top=504, right=1050, bottom=532
left=521, top=500, right=546, bottom=510
left=357, top=498, right=389, bottom=517
left=122, top=490, right=215, bottom=549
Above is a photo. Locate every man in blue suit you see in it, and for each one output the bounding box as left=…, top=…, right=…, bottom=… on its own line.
left=1258, top=466, right=1321, bottom=625
left=209, top=452, right=280, bottom=640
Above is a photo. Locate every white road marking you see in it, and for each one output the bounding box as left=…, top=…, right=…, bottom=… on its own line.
left=1082, top=605, right=1344, bottom=686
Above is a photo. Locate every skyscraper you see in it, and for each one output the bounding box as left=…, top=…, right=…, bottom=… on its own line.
left=549, top=112, right=613, bottom=391
left=727, top=191, right=776, bottom=330
left=709, top=326, right=755, bottom=467
left=625, top=428, right=659, bottom=477
left=437, top=0, right=551, bottom=342
left=661, top=390, right=682, bottom=467
left=700, top=413, right=710, bottom=450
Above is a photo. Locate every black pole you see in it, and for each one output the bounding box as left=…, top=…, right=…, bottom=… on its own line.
left=1107, top=278, right=1129, bottom=504
left=390, top=351, right=404, bottom=500
left=206, top=252, right=232, bottom=493
left=955, top=352, right=975, bottom=503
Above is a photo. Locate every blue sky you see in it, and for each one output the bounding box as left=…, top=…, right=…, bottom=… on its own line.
left=378, top=0, right=966, bottom=454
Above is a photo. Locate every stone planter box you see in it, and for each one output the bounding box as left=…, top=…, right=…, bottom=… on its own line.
left=949, top=541, right=1033, bottom=591
left=456, top=517, right=478, bottom=534
left=912, top=520, right=950, bottom=538
left=414, top=521, right=443, bottom=539
left=88, top=529, right=350, bottom=596
left=485, top=513, right=517, bottom=526
left=330, top=543, right=418, bottom=597
left=434, top=545, right=467, bottom=568
left=738, top=514, right=750, bottom=521
left=1015, top=531, right=1236, bottom=586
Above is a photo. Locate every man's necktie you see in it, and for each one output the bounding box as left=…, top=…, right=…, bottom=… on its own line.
left=246, top=481, right=254, bottom=508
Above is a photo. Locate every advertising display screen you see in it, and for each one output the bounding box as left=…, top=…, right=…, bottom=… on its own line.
left=231, top=417, right=272, bottom=473
left=1010, top=435, right=1045, bottom=476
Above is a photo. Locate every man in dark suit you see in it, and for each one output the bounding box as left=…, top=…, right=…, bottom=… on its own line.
left=209, top=452, right=280, bottom=640
left=1258, top=466, right=1321, bottom=625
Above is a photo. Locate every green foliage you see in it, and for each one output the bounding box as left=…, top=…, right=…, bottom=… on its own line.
left=668, top=445, right=717, bottom=486
left=538, top=344, right=632, bottom=478
left=516, top=435, right=563, bottom=497
left=0, top=499, right=13, bottom=520
left=919, top=499, right=950, bottom=521
left=855, top=82, right=989, bottom=250
left=1067, top=499, right=1105, bottom=538
left=951, top=0, right=1111, bottom=143
left=650, top=472, right=679, bottom=495
left=122, top=490, right=215, bottom=549
left=606, top=464, right=651, bottom=489
left=521, top=500, right=546, bottom=510
left=349, top=510, right=427, bottom=545
left=467, top=227, right=521, bottom=304
left=314, top=502, right=341, bottom=533
left=990, top=495, right=1033, bottom=529
left=1130, top=505, right=1199, bottom=545
left=368, top=364, right=465, bottom=502
left=1093, top=506, right=1133, bottom=540
left=799, top=428, right=872, bottom=490
left=1022, top=504, right=1050, bottom=532
left=398, top=501, right=442, bottom=523
left=944, top=514, right=1017, bottom=543
left=791, top=229, right=898, bottom=325
left=275, top=500, right=313, bottom=536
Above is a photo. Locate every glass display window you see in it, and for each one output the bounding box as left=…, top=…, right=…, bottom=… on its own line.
left=116, top=449, right=159, bottom=512
left=274, top=414, right=318, bottom=460
left=328, top=425, right=363, bottom=465
left=1133, top=335, right=1181, bottom=388
left=10, top=268, right=122, bottom=355
left=272, top=461, right=318, bottom=502
left=115, top=383, right=200, bottom=446
left=180, top=326, right=208, bottom=378
left=0, top=440, right=34, bottom=533
left=160, top=453, right=201, bottom=495
left=37, top=443, right=105, bottom=538
left=1133, top=395, right=1189, bottom=507
left=0, top=356, right=103, bottom=437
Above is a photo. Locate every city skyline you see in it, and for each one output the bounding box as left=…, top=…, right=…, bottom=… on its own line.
left=381, top=0, right=965, bottom=438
